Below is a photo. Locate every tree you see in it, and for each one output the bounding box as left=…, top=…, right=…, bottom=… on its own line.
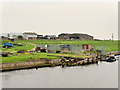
left=18, top=35, right=23, bottom=39
left=7, top=34, right=10, bottom=37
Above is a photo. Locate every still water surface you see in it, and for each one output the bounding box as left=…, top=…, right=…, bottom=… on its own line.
left=2, top=61, right=118, bottom=88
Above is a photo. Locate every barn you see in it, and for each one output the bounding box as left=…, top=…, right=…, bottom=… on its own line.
left=23, top=32, right=38, bottom=40
left=58, top=33, right=94, bottom=40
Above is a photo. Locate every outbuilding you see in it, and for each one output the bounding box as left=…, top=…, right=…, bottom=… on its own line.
left=82, top=44, right=92, bottom=50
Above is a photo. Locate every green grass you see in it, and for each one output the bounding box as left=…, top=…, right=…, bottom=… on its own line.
left=16, top=39, right=119, bottom=52
left=1, top=53, right=59, bottom=63
left=1, top=52, right=87, bottom=63
left=1, top=40, right=34, bottom=52
left=1, top=39, right=119, bottom=63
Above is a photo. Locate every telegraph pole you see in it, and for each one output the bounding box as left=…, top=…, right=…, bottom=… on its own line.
left=112, top=33, right=113, bottom=42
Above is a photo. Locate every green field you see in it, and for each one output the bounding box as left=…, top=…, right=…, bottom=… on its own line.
left=1, top=40, right=34, bottom=52
left=1, top=52, right=88, bottom=63
left=15, top=39, right=118, bottom=52
left=1, top=39, right=119, bottom=63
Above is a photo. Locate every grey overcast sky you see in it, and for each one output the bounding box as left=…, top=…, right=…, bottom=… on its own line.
left=1, top=1, right=118, bottom=40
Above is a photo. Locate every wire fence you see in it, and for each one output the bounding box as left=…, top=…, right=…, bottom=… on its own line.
left=36, top=44, right=106, bottom=55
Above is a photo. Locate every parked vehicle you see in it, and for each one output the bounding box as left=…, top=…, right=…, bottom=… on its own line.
left=4, top=43, right=13, bottom=47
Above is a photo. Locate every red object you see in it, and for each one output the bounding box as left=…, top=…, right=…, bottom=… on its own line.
left=82, top=44, right=92, bottom=50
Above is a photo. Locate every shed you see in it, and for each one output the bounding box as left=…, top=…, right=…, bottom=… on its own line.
left=82, top=44, right=92, bottom=50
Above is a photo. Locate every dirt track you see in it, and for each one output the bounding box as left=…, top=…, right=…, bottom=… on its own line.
left=26, top=43, right=36, bottom=51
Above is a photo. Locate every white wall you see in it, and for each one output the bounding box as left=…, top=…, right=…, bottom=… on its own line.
left=25, top=35, right=37, bottom=38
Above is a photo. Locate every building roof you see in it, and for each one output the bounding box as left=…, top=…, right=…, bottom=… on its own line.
left=37, top=35, right=43, bottom=36
left=58, top=33, right=93, bottom=37
left=23, top=32, right=37, bottom=35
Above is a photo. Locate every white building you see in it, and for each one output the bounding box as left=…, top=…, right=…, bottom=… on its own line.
left=23, top=32, right=37, bottom=40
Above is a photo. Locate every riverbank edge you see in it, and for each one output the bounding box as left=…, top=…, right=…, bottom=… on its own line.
left=0, top=51, right=119, bottom=72
left=0, top=59, right=62, bottom=72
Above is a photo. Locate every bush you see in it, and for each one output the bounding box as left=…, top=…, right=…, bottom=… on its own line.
left=18, top=35, right=23, bottom=39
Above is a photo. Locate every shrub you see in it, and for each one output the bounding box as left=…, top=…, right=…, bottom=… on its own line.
left=18, top=35, right=23, bottom=39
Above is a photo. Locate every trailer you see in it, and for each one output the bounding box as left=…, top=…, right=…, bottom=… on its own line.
left=4, top=43, right=13, bottom=47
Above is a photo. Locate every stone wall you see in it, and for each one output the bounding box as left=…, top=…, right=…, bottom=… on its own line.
left=0, top=59, right=62, bottom=71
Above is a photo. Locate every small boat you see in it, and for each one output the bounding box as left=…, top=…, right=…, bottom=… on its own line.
left=106, top=55, right=116, bottom=62
left=115, top=55, right=119, bottom=60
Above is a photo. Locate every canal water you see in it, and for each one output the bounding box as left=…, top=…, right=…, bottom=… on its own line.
left=2, top=60, right=118, bottom=88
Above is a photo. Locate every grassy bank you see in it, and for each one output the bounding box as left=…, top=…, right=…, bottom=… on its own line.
left=1, top=39, right=119, bottom=63
left=16, top=39, right=118, bottom=52
left=1, top=53, right=59, bottom=63
left=1, top=52, right=87, bottom=63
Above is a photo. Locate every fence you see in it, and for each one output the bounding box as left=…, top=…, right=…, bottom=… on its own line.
left=36, top=44, right=106, bottom=55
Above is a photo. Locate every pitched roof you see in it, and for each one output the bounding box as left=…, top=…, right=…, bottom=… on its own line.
left=58, top=33, right=93, bottom=37
left=23, top=32, right=37, bottom=35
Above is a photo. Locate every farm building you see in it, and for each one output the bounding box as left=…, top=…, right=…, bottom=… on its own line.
left=58, top=33, right=94, bottom=40
left=37, top=34, right=43, bottom=39
left=44, top=35, right=56, bottom=39
left=23, top=32, right=38, bottom=40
